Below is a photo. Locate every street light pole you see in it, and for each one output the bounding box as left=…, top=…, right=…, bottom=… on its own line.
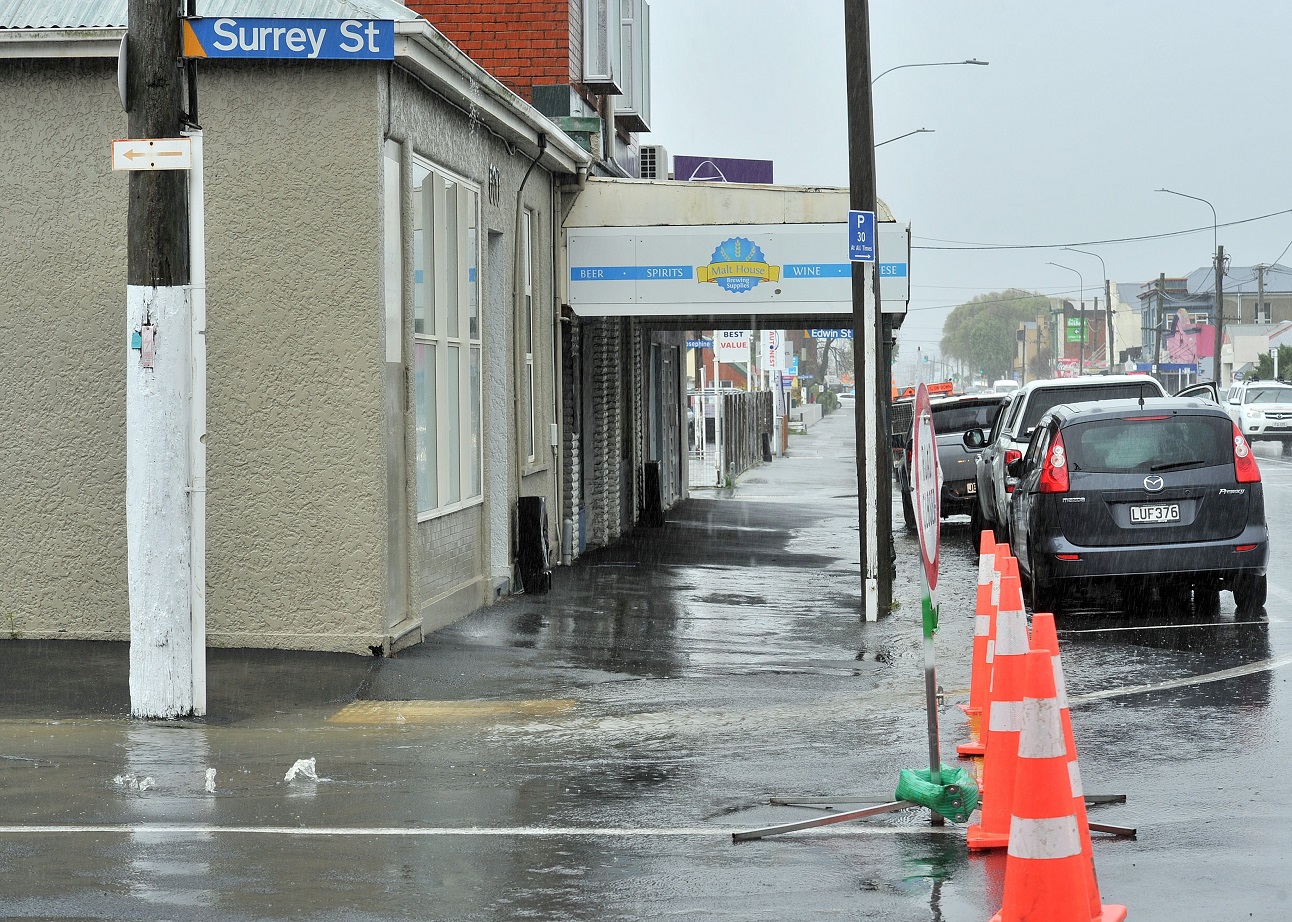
left=1062, top=247, right=1112, bottom=371
left=1048, top=262, right=1084, bottom=375
left=1156, top=188, right=1223, bottom=383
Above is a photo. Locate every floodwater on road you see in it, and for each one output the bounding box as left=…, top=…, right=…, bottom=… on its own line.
left=1, top=413, right=1289, bottom=920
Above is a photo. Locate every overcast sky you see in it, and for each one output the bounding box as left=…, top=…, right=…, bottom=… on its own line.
left=645, top=0, right=1292, bottom=381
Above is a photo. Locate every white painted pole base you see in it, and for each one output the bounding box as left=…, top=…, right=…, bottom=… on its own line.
left=127, top=284, right=194, bottom=719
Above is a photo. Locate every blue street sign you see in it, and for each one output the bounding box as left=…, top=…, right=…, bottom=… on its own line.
left=809, top=328, right=854, bottom=340
left=686, top=338, right=713, bottom=349
left=183, top=17, right=395, bottom=61
left=848, top=210, right=876, bottom=262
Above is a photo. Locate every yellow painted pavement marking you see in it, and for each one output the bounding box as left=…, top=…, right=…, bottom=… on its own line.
left=327, top=699, right=577, bottom=725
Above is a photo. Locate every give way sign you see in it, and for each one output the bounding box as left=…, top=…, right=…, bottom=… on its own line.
left=910, top=383, right=941, bottom=602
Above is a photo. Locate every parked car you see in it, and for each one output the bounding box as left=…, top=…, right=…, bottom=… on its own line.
left=896, top=394, right=1007, bottom=530
left=1224, top=379, right=1292, bottom=454
left=1006, top=397, right=1268, bottom=614
left=990, top=379, right=1019, bottom=395
left=837, top=390, right=856, bottom=406
left=974, top=375, right=1169, bottom=540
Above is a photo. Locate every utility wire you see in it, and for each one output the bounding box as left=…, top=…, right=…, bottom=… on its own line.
left=911, top=207, right=1292, bottom=251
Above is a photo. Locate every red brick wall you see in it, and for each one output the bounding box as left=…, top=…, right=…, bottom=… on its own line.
left=407, top=1, right=576, bottom=102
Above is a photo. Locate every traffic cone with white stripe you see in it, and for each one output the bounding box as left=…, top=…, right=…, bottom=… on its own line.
left=989, top=648, right=1091, bottom=922
left=967, top=556, right=1029, bottom=850
left=959, top=534, right=1005, bottom=756
left=1031, top=613, right=1127, bottom=922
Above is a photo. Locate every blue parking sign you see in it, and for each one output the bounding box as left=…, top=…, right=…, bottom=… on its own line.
left=848, top=210, right=875, bottom=262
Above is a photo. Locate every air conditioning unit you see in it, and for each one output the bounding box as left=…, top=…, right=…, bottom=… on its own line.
left=638, top=144, right=668, bottom=180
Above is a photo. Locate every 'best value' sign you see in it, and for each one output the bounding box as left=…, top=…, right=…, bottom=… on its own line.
left=183, top=18, right=395, bottom=61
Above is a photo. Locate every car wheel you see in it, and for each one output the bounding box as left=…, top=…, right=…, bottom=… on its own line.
left=1028, top=555, right=1060, bottom=614
left=1233, top=573, right=1267, bottom=614
left=1031, top=578, right=1059, bottom=615
left=1283, top=440, right=1292, bottom=457
left=901, top=491, right=916, bottom=532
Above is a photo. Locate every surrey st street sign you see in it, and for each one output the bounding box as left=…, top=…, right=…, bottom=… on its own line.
left=182, top=17, right=395, bottom=60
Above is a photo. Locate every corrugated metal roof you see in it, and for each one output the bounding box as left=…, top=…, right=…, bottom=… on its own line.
left=0, top=0, right=419, bottom=30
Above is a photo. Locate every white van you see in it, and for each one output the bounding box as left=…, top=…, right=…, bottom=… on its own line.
left=990, top=379, right=1020, bottom=394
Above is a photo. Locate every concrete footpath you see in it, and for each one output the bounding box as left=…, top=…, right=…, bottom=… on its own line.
left=0, top=407, right=998, bottom=922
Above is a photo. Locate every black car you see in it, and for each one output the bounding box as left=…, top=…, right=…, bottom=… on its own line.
left=1006, top=397, right=1268, bottom=614
left=897, top=394, right=1007, bottom=530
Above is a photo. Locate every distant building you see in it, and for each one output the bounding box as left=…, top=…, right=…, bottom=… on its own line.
left=1135, top=264, right=1292, bottom=385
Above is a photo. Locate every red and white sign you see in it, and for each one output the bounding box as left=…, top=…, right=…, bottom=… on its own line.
left=715, top=330, right=750, bottom=364
left=761, top=329, right=789, bottom=370
left=911, top=383, right=941, bottom=597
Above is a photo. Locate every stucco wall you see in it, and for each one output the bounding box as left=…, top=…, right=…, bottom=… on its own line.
left=200, top=63, right=386, bottom=652
left=0, top=58, right=128, bottom=641
left=0, top=58, right=388, bottom=652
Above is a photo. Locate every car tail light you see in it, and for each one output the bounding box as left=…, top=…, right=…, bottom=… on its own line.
left=1038, top=430, right=1069, bottom=494
left=1056, top=553, right=1080, bottom=561
left=1232, top=423, right=1261, bottom=483
left=1004, top=448, right=1022, bottom=493
left=1234, top=544, right=1259, bottom=553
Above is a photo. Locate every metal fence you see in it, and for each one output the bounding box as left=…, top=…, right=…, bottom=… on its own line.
left=688, top=389, right=774, bottom=488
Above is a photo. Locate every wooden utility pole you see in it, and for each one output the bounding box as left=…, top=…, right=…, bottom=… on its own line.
left=1214, top=245, right=1225, bottom=384
left=1152, top=273, right=1166, bottom=380
left=1104, top=277, right=1114, bottom=369
left=844, top=0, right=891, bottom=619
left=126, top=0, right=195, bottom=718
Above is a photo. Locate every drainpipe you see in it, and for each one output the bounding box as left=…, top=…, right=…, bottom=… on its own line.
left=512, top=134, right=546, bottom=572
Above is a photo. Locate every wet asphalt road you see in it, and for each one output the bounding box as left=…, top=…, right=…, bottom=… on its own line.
left=1, top=408, right=1290, bottom=920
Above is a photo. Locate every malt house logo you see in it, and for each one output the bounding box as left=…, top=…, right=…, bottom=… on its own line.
left=697, top=237, right=781, bottom=294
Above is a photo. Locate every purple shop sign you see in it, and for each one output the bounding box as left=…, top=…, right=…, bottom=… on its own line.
left=673, top=155, right=773, bottom=185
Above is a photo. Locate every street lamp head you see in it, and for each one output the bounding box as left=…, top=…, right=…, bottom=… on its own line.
left=963, top=58, right=989, bottom=65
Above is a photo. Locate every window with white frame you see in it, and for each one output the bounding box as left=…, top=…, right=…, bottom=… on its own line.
left=413, top=158, right=482, bottom=518
left=582, top=0, right=624, bottom=93
left=614, top=0, right=652, bottom=132
left=1257, top=301, right=1272, bottom=323
left=522, top=209, right=537, bottom=462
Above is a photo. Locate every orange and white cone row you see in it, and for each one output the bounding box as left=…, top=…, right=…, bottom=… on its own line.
left=967, top=556, right=1029, bottom=849
left=989, top=648, right=1093, bottom=922
left=958, top=532, right=1001, bottom=756
left=1030, top=613, right=1127, bottom=922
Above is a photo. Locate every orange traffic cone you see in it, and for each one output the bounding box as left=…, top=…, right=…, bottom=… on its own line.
left=989, top=648, right=1091, bottom=921
left=967, top=556, right=1029, bottom=850
left=958, top=532, right=1002, bottom=756
left=1031, top=613, right=1127, bottom=922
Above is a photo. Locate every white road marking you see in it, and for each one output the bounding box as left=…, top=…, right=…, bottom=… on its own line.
left=1060, top=617, right=1283, bottom=634
left=0, top=823, right=958, bottom=838
left=1071, top=651, right=1292, bottom=703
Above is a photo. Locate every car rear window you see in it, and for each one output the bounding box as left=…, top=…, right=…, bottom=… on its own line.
left=1065, top=414, right=1232, bottom=473
left=1019, top=383, right=1163, bottom=434
left=932, top=401, right=1002, bottom=433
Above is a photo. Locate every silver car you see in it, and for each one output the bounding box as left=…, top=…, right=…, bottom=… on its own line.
left=973, top=375, right=1169, bottom=541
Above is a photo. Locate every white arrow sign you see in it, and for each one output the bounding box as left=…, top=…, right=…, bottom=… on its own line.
left=112, top=138, right=193, bottom=171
